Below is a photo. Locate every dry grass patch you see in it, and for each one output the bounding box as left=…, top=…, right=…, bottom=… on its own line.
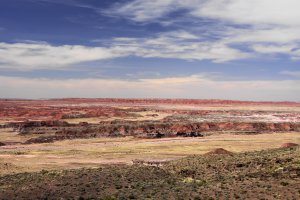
left=0, top=132, right=300, bottom=174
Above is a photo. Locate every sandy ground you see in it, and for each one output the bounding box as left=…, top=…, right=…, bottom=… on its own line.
left=1, top=131, right=300, bottom=175
left=64, top=111, right=171, bottom=124
left=75, top=103, right=300, bottom=112
left=153, top=104, right=300, bottom=112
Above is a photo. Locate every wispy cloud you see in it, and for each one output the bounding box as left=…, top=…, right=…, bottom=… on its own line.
left=191, top=0, right=300, bottom=26
left=280, top=71, right=300, bottom=79
left=111, top=0, right=300, bottom=26
left=107, top=0, right=177, bottom=22
left=1, top=75, right=299, bottom=100
left=112, top=31, right=249, bottom=63
left=251, top=44, right=300, bottom=60
left=3, top=0, right=300, bottom=71
left=0, top=42, right=123, bottom=70
left=109, top=0, right=300, bottom=60
left=0, top=30, right=250, bottom=70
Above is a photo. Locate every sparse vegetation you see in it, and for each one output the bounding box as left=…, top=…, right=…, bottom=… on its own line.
left=0, top=99, right=300, bottom=199
left=0, top=147, right=300, bottom=199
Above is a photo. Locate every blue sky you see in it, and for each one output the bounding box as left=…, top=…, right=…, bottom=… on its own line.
left=0, top=0, right=299, bottom=100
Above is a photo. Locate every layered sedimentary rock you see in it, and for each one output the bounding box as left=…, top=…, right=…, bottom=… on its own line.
left=6, top=120, right=299, bottom=144
left=1, top=98, right=299, bottom=144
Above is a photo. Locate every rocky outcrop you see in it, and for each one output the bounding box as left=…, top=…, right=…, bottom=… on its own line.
left=12, top=120, right=300, bottom=144
left=280, top=143, right=299, bottom=148
left=205, top=148, right=233, bottom=155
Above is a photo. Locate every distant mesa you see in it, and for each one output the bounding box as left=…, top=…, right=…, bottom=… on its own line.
left=280, top=143, right=299, bottom=148
left=205, top=148, right=233, bottom=155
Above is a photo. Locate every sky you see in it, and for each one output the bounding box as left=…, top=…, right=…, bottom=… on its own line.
left=0, top=0, right=299, bottom=101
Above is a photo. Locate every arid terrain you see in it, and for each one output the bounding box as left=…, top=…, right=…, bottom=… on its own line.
left=0, top=98, right=300, bottom=199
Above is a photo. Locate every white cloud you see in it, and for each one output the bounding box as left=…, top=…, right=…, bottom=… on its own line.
left=112, top=0, right=300, bottom=27
left=225, top=27, right=300, bottom=44
left=252, top=44, right=296, bottom=54
left=0, top=75, right=299, bottom=101
left=0, top=30, right=250, bottom=70
left=280, top=71, right=300, bottom=78
left=2, top=0, right=300, bottom=70
left=251, top=44, right=300, bottom=60
left=0, top=42, right=123, bottom=70
left=111, top=0, right=300, bottom=60
left=112, top=31, right=249, bottom=63
left=107, top=0, right=177, bottom=22
left=191, top=0, right=300, bottom=27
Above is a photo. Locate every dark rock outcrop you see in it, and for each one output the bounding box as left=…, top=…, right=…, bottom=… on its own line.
left=10, top=120, right=300, bottom=144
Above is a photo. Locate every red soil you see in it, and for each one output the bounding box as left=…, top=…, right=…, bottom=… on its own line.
left=205, top=148, right=233, bottom=155
left=280, top=143, right=299, bottom=148
left=1, top=98, right=299, bottom=123
left=1, top=98, right=300, bottom=144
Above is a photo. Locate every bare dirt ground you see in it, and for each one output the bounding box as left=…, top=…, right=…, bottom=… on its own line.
left=0, top=98, right=300, bottom=199
left=1, top=98, right=300, bottom=123
left=1, top=147, right=300, bottom=199
left=1, top=129, right=300, bottom=175
left=0, top=99, right=299, bottom=174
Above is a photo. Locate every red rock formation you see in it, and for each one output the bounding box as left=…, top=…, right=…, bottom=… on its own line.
left=280, top=143, right=299, bottom=148
left=6, top=119, right=299, bottom=144
left=205, top=148, right=233, bottom=155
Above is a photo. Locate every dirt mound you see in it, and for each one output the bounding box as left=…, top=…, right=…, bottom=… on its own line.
left=205, top=148, right=233, bottom=155
left=280, top=143, right=299, bottom=148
